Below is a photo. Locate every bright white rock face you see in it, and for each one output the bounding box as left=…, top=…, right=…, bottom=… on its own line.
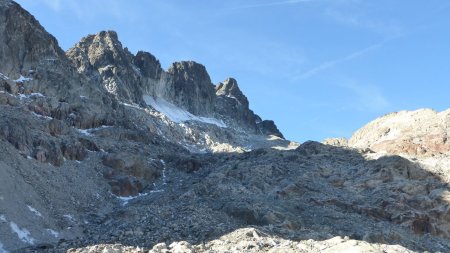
left=143, top=95, right=226, bottom=128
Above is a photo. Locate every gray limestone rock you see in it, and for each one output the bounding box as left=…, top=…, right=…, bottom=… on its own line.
left=0, top=0, right=65, bottom=77
left=167, top=61, right=216, bottom=116
left=257, top=120, right=284, bottom=139
left=66, top=31, right=145, bottom=104
left=133, top=51, right=162, bottom=80
left=214, top=78, right=260, bottom=132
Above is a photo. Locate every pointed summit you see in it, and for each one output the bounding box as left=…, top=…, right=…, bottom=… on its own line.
left=67, top=30, right=131, bottom=71
left=67, top=30, right=145, bottom=103
left=216, top=77, right=249, bottom=108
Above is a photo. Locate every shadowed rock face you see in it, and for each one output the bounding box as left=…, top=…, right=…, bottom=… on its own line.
left=214, top=78, right=259, bottom=132
left=0, top=0, right=65, bottom=77
left=257, top=120, right=284, bottom=139
left=167, top=61, right=216, bottom=116
left=133, top=51, right=162, bottom=80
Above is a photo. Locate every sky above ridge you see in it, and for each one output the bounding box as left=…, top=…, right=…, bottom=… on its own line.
left=15, top=0, right=450, bottom=142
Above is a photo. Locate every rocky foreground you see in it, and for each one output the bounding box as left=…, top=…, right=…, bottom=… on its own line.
left=0, top=1, right=450, bottom=252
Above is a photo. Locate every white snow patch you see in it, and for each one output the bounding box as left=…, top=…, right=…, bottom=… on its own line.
left=30, top=92, right=44, bottom=97
left=76, top=125, right=111, bottom=136
left=116, top=192, right=149, bottom=206
left=46, top=229, right=59, bottom=238
left=79, top=95, right=88, bottom=99
left=14, top=75, right=33, bottom=83
left=0, top=73, right=9, bottom=80
left=132, top=65, right=141, bottom=74
left=0, top=241, right=8, bottom=253
left=0, top=215, right=6, bottom=222
left=18, top=93, right=44, bottom=100
left=26, top=156, right=33, bottom=160
left=63, top=214, right=75, bottom=223
left=76, top=129, right=91, bottom=136
left=9, top=222, right=35, bottom=245
left=120, top=101, right=142, bottom=110
left=31, top=112, right=53, bottom=120
left=160, top=159, right=167, bottom=185
left=143, top=95, right=226, bottom=128
left=27, top=205, right=42, bottom=217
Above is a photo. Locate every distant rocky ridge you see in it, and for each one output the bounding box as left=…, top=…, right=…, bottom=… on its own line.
left=1, top=0, right=450, bottom=253
left=66, top=30, right=282, bottom=136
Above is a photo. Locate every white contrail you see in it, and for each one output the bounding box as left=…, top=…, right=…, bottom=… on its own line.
left=230, top=0, right=313, bottom=10
left=295, top=35, right=403, bottom=80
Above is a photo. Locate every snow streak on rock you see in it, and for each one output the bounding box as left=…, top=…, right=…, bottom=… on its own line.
left=9, top=222, right=35, bottom=245
left=144, top=95, right=226, bottom=128
left=46, top=229, right=59, bottom=238
left=0, top=241, right=8, bottom=253
left=27, top=205, right=42, bottom=217
left=14, top=75, right=33, bottom=83
left=0, top=72, right=9, bottom=80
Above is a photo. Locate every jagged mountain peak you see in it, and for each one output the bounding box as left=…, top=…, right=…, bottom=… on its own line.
left=66, top=29, right=284, bottom=135
left=216, top=77, right=249, bottom=108
left=68, top=30, right=133, bottom=71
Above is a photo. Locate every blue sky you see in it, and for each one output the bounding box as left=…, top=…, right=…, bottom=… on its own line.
left=15, top=0, right=450, bottom=142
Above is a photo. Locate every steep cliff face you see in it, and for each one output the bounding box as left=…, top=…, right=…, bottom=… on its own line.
left=0, top=0, right=98, bottom=99
left=0, top=0, right=64, bottom=77
left=167, top=61, right=216, bottom=116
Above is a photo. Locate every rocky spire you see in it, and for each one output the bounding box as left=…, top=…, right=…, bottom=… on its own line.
left=214, top=77, right=284, bottom=138
left=216, top=78, right=249, bottom=108
left=66, top=30, right=145, bottom=104
left=167, top=61, right=216, bottom=116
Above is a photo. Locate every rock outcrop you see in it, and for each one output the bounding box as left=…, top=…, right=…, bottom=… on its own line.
left=167, top=61, right=216, bottom=116
left=0, top=0, right=64, bottom=77
left=257, top=119, right=284, bottom=138
left=214, top=78, right=259, bottom=131
left=66, top=31, right=145, bottom=104
left=349, top=109, right=450, bottom=157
